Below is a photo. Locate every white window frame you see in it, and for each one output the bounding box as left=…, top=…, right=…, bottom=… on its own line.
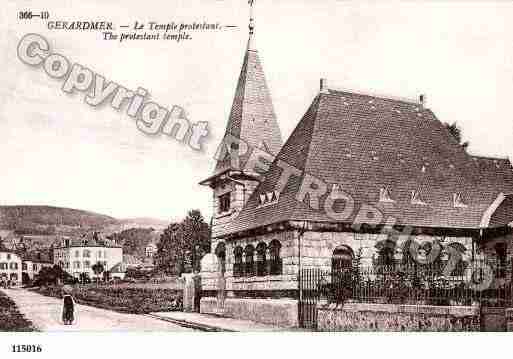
left=379, top=188, right=395, bottom=203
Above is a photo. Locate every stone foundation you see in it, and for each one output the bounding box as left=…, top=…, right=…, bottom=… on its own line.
left=200, top=297, right=298, bottom=328
left=318, top=303, right=480, bottom=331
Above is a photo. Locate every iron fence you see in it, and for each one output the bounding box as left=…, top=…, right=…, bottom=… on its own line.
left=309, top=261, right=512, bottom=307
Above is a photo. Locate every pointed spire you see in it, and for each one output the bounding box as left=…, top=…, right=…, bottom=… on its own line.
left=207, top=0, right=282, bottom=177
left=199, top=0, right=282, bottom=185
left=248, top=0, right=256, bottom=50
left=213, top=47, right=283, bottom=175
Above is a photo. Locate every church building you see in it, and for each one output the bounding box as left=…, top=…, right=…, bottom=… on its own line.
left=199, top=3, right=513, bottom=327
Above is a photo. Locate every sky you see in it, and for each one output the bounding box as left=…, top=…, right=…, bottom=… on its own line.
left=1, top=0, right=513, bottom=221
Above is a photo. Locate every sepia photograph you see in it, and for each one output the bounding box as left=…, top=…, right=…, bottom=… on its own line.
left=1, top=0, right=513, bottom=357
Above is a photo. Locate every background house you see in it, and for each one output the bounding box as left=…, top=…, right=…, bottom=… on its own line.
left=0, top=246, right=22, bottom=286
left=53, top=232, right=124, bottom=281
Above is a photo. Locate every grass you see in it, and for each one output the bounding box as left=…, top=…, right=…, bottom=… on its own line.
left=0, top=291, right=37, bottom=332
left=35, top=284, right=183, bottom=314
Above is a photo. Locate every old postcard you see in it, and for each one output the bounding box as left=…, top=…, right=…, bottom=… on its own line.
left=1, top=0, right=513, bottom=356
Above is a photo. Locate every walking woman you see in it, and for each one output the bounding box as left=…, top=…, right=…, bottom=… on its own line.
left=62, top=286, right=76, bottom=325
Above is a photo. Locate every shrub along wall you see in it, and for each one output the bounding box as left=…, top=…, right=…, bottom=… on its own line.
left=318, top=303, right=480, bottom=331
left=35, top=285, right=183, bottom=314
left=0, top=291, right=37, bottom=331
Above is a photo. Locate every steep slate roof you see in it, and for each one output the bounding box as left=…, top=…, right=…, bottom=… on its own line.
left=22, top=251, right=53, bottom=264
left=0, top=243, right=17, bottom=254
left=213, top=44, right=283, bottom=175
left=219, top=89, right=513, bottom=236
left=57, top=233, right=120, bottom=248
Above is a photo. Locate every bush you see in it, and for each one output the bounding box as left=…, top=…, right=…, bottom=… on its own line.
left=32, top=265, right=76, bottom=287
left=35, top=284, right=183, bottom=314
left=0, top=292, right=36, bottom=331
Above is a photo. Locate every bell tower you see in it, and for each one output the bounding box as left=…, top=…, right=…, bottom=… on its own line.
left=200, top=0, right=283, bottom=239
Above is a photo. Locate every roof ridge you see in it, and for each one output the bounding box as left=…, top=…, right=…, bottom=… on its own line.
left=291, top=95, right=325, bottom=220
left=327, top=88, right=421, bottom=106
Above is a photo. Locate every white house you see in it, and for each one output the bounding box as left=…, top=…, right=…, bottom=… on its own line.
left=53, top=233, right=124, bottom=281
left=21, top=253, right=53, bottom=281
left=0, top=247, right=22, bottom=286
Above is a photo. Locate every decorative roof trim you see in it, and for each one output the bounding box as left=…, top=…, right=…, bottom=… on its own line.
left=217, top=219, right=486, bottom=241
left=257, top=191, right=280, bottom=208
left=411, top=190, right=427, bottom=206
left=453, top=193, right=468, bottom=208
left=480, top=192, right=506, bottom=228
left=379, top=188, right=395, bottom=203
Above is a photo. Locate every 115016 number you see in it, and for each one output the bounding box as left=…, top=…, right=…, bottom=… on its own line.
left=11, top=345, right=42, bottom=353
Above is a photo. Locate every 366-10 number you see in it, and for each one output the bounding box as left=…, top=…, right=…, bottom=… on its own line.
left=11, top=345, right=42, bottom=353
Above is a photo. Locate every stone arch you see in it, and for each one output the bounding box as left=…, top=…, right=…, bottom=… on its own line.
left=332, top=245, right=354, bottom=276
left=256, top=242, right=267, bottom=276
left=233, top=246, right=243, bottom=277
left=244, top=244, right=255, bottom=277
left=269, top=240, right=282, bottom=275
left=215, top=242, right=226, bottom=275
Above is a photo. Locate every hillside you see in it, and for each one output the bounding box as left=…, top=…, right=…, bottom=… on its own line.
left=0, top=205, right=118, bottom=235
left=117, top=217, right=170, bottom=230
left=0, top=206, right=170, bottom=236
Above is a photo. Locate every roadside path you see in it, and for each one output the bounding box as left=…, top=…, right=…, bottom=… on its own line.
left=1, top=288, right=194, bottom=332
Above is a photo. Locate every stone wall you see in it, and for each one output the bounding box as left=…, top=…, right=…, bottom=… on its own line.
left=318, top=303, right=480, bottom=331
left=205, top=229, right=478, bottom=296
left=200, top=297, right=298, bottom=328
left=301, top=231, right=474, bottom=269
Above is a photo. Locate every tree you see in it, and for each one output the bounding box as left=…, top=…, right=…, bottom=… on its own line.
left=33, top=265, right=75, bottom=286
left=79, top=272, right=91, bottom=284
left=155, top=210, right=211, bottom=275
left=444, top=122, right=469, bottom=150
left=92, top=262, right=105, bottom=280
left=108, top=228, right=156, bottom=257
left=156, top=223, right=183, bottom=274
left=182, top=210, right=211, bottom=273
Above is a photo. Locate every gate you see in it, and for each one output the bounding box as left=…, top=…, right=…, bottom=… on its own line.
left=299, top=268, right=328, bottom=329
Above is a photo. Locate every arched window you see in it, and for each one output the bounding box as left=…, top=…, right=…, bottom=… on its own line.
left=256, top=242, right=267, bottom=276
left=375, top=240, right=396, bottom=268
left=332, top=245, right=353, bottom=280
left=244, top=245, right=255, bottom=277
left=401, top=239, right=415, bottom=266
left=446, top=242, right=467, bottom=277
left=233, top=246, right=243, bottom=278
left=269, top=240, right=282, bottom=275
left=215, top=242, right=226, bottom=275
left=331, top=246, right=353, bottom=274
left=495, top=243, right=507, bottom=278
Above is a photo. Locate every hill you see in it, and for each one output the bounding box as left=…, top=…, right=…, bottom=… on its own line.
left=0, top=206, right=171, bottom=256
left=0, top=205, right=118, bottom=235
left=117, top=217, right=170, bottom=231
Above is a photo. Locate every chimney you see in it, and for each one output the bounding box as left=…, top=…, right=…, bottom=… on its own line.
left=419, top=94, right=427, bottom=108
left=320, top=78, right=329, bottom=94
